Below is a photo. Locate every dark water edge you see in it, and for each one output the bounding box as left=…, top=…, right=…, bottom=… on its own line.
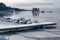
left=0, top=13, right=12, bottom=17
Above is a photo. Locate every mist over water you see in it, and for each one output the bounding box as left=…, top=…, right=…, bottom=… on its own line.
left=9, top=8, right=60, bottom=29
left=0, top=0, right=60, bottom=40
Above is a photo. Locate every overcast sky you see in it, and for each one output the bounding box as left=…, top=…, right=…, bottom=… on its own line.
left=0, top=0, right=60, bottom=9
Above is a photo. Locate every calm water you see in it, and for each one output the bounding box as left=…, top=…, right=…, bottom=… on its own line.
left=0, top=11, right=60, bottom=40
left=9, top=11, right=60, bottom=29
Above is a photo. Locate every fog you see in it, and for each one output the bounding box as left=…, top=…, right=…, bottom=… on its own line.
left=0, top=0, right=60, bottom=9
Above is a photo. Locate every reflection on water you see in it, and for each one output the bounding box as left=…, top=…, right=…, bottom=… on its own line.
left=32, top=10, right=40, bottom=16
left=0, top=13, right=11, bottom=17
left=0, top=11, right=60, bottom=40
left=32, top=8, right=40, bottom=16
left=9, top=11, right=60, bottom=29
left=0, top=11, right=60, bottom=29
left=0, top=12, right=14, bottom=17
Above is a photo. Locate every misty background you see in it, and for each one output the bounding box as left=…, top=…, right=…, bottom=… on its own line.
left=0, top=0, right=60, bottom=29
left=0, top=0, right=60, bottom=9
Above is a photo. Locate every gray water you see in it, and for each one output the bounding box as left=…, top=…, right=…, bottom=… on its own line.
left=9, top=11, right=60, bottom=29
left=8, top=11, right=60, bottom=40
left=0, top=10, right=60, bottom=40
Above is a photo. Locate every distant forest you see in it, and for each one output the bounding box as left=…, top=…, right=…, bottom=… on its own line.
left=0, top=3, right=28, bottom=11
